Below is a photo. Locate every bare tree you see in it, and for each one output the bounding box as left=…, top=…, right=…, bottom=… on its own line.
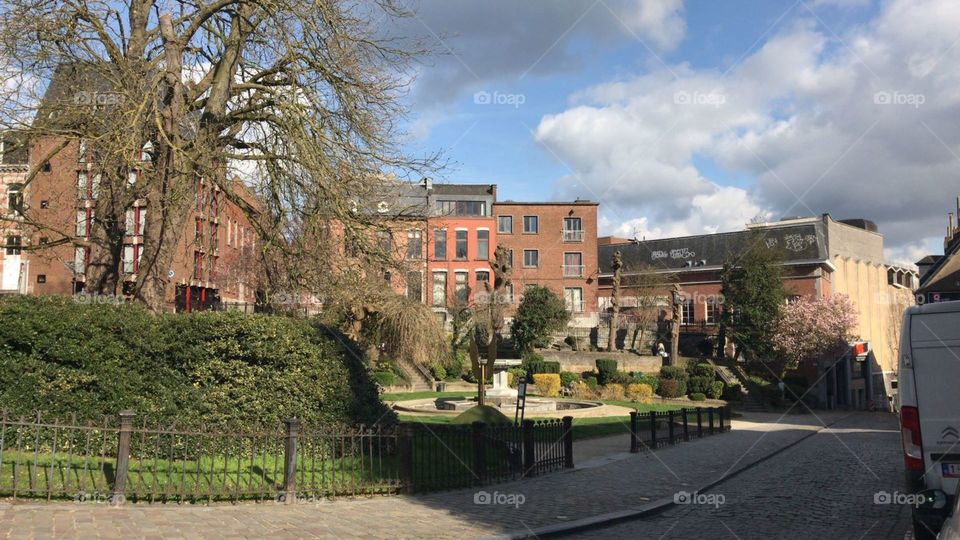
left=621, top=266, right=675, bottom=352
left=0, top=0, right=437, bottom=310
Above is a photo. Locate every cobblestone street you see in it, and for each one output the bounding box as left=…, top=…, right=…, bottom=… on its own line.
left=0, top=412, right=909, bottom=539
left=567, top=412, right=912, bottom=539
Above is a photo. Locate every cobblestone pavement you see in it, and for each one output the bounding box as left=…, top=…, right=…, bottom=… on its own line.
left=567, top=412, right=912, bottom=540
left=0, top=411, right=876, bottom=539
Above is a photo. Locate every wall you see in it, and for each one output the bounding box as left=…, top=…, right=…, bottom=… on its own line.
left=538, top=350, right=663, bottom=374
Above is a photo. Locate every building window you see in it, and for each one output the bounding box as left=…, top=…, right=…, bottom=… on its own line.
left=125, top=207, right=146, bottom=237
left=7, top=183, right=23, bottom=216
left=139, top=141, right=154, bottom=162
left=436, top=200, right=487, bottom=216
left=40, top=200, right=48, bottom=209
left=127, top=170, right=139, bottom=186
left=455, top=230, right=468, bottom=260
left=77, top=172, right=88, bottom=199
left=454, top=271, right=469, bottom=304
left=563, top=217, right=583, bottom=242
left=210, top=222, right=218, bottom=250
left=383, top=270, right=391, bottom=284
left=74, top=246, right=87, bottom=274
left=406, top=271, right=422, bottom=301
left=507, top=249, right=514, bottom=268
left=476, top=230, right=489, bottom=260
left=196, top=181, right=205, bottom=211
left=505, top=283, right=514, bottom=304
left=434, top=228, right=446, bottom=260
left=564, top=287, right=584, bottom=313
left=476, top=270, right=490, bottom=291
left=122, top=244, right=142, bottom=274
left=432, top=272, right=447, bottom=306
left=194, top=251, right=202, bottom=280
left=76, top=209, right=93, bottom=238
left=706, top=300, right=721, bottom=325
left=39, top=237, right=48, bottom=245
left=36, top=274, right=46, bottom=284
left=5, top=236, right=21, bottom=255
left=78, top=139, right=88, bottom=163
left=406, top=230, right=422, bottom=260
left=523, top=249, right=539, bottom=268
left=41, top=162, right=51, bottom=173
left=681, top=298, right=694, bottom=324
left=523, top=215, right=538, bottom=234
left=195, top=218, right=203, bottom=243
left=498, top=215, right=513, bottom=234
left=377, top=230, right=392, bottom=253
left=563, top=252, right=583, bottom=277
left=210, top=256, right=217, bottom=281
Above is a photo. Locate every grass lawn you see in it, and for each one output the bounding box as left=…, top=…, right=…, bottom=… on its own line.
left=381, top=390, right=474, bottom=402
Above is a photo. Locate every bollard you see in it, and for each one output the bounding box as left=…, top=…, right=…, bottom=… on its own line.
left=649, top=410, right=657, bottom=448
left=282, top=417, right=300, bottom=503
left=112, top=411, right=135, bottom=502
left=563, top=416, right=574, bottom=468
left=696, top=407, right=703, bottom=437
left=668, top=410, right=675, bottom=444
left=708, top=407, right=715, bottom=435
left=682, top=408, right=690, bottom=442
left=629, top=411, right=639, bottom=453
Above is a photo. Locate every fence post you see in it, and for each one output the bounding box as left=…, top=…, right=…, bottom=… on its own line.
left=708, top=408, right=715, bottom=435
left=472, top=422, right=487, bottom=485
left=282, top=417, right=300, bottom=503
left=718, top=406, right=724, bottom=432
left=562, top=416, right=574, bottom=468
left=112, top=410, right=134, bottom=502
left=726, top=403, right=733, bottom=430
left=682, top=408, right=690, bottom=442
left=649, top=411, right=657, bottom=448
left=522, top=419, right=536, bottom=477
left=668, top=410, right=675, bottom=444
left=696, top=407, right=703, bottom=437
left=399, top=424, right=414, bottom=495
left=629, top=411, right=639, bottom=453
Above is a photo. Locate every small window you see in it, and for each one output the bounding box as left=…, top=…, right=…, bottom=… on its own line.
left=434, top=228, right=446, bottom=260
left=36, top=274, right=46, bottom=284
left=40, top=200, right=49, bottom=209
left=476, top=270, right=490, bottom=290
left=564, top=287, right=584, bottom=313
left=455, top=230, right=468, bottom=260
left=5, top=236, right=21, bottom=255
left=41, top=162, right=51, bottom=173
left=681, top=299, right=694, bottom=324
left=377, top=230, right=392, bottom=253
left=523, top=249, right=539, bottom=268
left=7, top=183, right=23, bottom=216
left=563, top=252, right=583, bottom=277
left=523, top=216, right=538, bottom=234
left=497, top=216, right=513, bottom=234
left=432, top=272, right=447, bottom=307
left=406, top=230, right=422, bottom=260
left=454, top=271, right=469, bottom=304
left=39, top=237, right=48, bottom=245
left=706, top=300, right=721, bottom=325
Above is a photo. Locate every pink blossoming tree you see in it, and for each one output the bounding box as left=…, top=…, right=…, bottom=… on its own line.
left=771, top=294, right=859, bottom=378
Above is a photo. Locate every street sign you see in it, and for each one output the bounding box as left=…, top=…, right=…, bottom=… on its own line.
left=515, top=378, right=527, bottom=425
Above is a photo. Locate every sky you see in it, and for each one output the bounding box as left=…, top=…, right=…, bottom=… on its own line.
left=396, top=0, right=960, bottom=266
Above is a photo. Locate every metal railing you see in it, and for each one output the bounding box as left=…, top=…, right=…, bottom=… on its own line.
left=628, top=406, right=732, bottom=452
left=562, top=229, right=584, bottom=242
left=0, top=409, right=573, bottom=501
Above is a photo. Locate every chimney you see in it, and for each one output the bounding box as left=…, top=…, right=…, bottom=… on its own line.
left=420, top=177, right=433, bottom=190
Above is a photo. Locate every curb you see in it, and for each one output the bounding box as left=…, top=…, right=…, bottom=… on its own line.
left=488, top=413, right=854, bottom=539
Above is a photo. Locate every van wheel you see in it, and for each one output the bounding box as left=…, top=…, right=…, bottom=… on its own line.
left=913, top=516, right=938, bottom=540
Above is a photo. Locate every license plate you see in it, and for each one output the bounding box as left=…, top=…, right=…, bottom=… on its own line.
left=942, top=463, right=960, bottom=478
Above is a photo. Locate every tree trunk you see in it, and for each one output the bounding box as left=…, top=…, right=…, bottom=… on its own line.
left=607, top=251, right=623, bottom=352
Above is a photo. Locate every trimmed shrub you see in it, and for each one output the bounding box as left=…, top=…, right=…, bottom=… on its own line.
left=373, top=371, right=395, bottom=387
left=451, top=405, right=511, bottom=425
left=596, top=358, right=619, bottom=385
left=560, top=371, right=580, bottom=388
left=522, top=351, right=545, bottom=364
left=689, top=392, right=707, bottom=401
left=631, top=372, right=660, bottom=393
left=511, top=286, right=571, bottom=354
left=445, top=350, right=465, bottom=380
left=429, top=363, right=447, bottom=381
left=657, top=379, right=684, bottom=398
left=722, top=383, right=743, bottom=401
left=709, top=381, right=725, bottom=400
left=600, top=383, right=626, bottom=401
left=687, top=362, right=716, bottom=379
left=507, top=367, right=527, bottom=388
left=688, top=376, right=713, bottom=396
left=584, top=376, right=599, bottom=390
left=659, top=365, right=689, bottom=382
left=0, top=296, right=392, bottom=427
left=532, top=373, right=561, bottom=397
left=626, top=383, right=653, bottom=403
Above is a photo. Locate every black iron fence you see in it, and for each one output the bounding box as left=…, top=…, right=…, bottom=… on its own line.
left=628, top=405, right=732, bottom=453
left=0, top=410, right=572, bottom=502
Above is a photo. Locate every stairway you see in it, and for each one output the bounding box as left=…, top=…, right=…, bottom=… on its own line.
left=398, top=359, right=435, bottom=392
left=709, top=359, right=766, bottom=413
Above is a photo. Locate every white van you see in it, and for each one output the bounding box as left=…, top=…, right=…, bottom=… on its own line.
left=899, top=301, right=960, bottom=539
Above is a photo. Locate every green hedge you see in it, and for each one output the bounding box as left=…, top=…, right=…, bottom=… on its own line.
left=0, top=296, right=393, bottom=428
left=595, top=358, right=618, bottom=385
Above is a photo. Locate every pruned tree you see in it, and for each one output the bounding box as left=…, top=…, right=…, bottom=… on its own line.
left=470, top=244, right=512, bottom=404
left=0, top=0, right=437, bottom=310
left=606, top=250, right=622, bottom=352
left=620, top=264, right=675, bottom=352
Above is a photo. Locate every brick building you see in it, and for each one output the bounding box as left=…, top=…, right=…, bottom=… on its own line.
left=493, top=200, right=599, bottom=326
left=916, top=196, right=960, bottom=303
left=0, top=133, right=28, bottom=293
left=598, top=214, right=916, bottom=410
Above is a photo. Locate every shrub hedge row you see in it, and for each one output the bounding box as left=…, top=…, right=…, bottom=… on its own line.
left=0, top=296, right=393, bottom=428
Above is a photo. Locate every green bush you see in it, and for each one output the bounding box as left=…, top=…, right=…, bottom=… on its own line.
left=445, top=350, right=465, bottom=379
left=373, top=371, right=395, bottom=387
left=688, top=376, right=713, bottom=396
left=429, top=363, right=447, bottom=381
left=584, top=376, right=599, bottom=390
left=689, top=392, right=707, bottom=401
left=687, top=362, right=716, bottom=379
left=659, top=365, right=689, bottom=382
left=722, top=383, right=743, bottom=401
left=0, top=296, right=393, bottom=427
left=631, top=372, right=660, bottom=393
left=595, top=358, right=619, bottom=385
left=510, top=286, right=570, bottom=354
left=559, top=371, right=580, bottom=388
left=508, top=367, right=527, bottom=388
left=657, top=379, right=685, bottom=398
left=709, top=381, right=725, bottom=400
left=523, top=357, right=560, bottom=376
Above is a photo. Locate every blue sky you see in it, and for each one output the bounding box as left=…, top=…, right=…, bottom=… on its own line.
left=398, top=0, right=960, bottom=264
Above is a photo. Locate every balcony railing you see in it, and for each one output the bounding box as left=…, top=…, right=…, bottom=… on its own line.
left=566, top=301, right=585, bottom=313
left=562, top=229, right=584, bottom=242
left=562, top=264, right=585, bottom=277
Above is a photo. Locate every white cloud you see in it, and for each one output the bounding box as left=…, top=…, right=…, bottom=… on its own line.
left=535, top=0, right=960, bottom=256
